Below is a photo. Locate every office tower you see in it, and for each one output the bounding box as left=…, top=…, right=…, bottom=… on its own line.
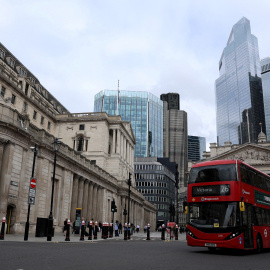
left=94, top=90, right=163, bottom=157
left=261, top=57, right=270, bottom=141
left=215, top=17, right=266, bottom=146
left=160, top=93, right=179, bottom=110
left=188, top=135, right=206, bottom=161
left=161, top=93, right=188, bottom=190
left=134, top=157, right=177, bottom=228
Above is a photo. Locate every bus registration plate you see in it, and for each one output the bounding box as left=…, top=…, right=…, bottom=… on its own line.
left=205, top=243, right=217, bottom=247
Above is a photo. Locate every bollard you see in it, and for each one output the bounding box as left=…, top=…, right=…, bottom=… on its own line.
left=124, top=223, right=128, bottom=240
left=65, top=219, right=71, bottom=241
left=88, top=221, right=93, bottom=240
left=80, top=220, right=85, bottom=241
left=109, top=223, right=113, bottom=238
left=127, top=223, right=131, bottom=240
left=161, top=224, right=165, bottom=240
left=175, top=224, right=178, bottom=240
left=104, top=222, right=109, bottom=239
left=146, top=223, right=150, bottom=240
left=94, top=221, right=98, bottom=240
left=0, top=217, right=6, bottom=240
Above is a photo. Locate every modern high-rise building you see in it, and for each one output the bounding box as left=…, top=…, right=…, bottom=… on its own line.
left=94, top=90, right=163, bottom=158
left=160, top=93, right=188, bottom=191
left=188, top=135, right=206, bottom=161
left=160, top=93, right=179, bottom=110
left=261, top=57, right=270, bottom=141
left=215, top=17, right=266, bottom=146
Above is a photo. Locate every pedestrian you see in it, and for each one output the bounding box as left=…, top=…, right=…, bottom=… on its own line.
left=136, top=224, right=140, bottom=233
left=118, top=222, right=122, bottom=234
left=115, top=221, right=119, bottom=237
left=63, top=218, right=68, bottom=236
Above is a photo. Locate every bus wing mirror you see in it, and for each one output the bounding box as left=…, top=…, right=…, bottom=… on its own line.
left=239, top=202, right=245, bottom=212
left=184, top=206, right=188, bottom=215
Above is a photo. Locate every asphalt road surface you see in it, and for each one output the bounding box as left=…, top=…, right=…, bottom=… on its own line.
left=1, top=238, right=269, bottom=270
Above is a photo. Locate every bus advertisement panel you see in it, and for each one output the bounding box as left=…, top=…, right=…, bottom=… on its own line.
left=186, top=160, right=270, bottom=253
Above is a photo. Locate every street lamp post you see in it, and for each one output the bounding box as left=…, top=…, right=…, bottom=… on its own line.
left=24, top=144, right=38, bottom=241
left=127, top=173, right=131, bottom=224
left=47, top=138, right=61, bottom=241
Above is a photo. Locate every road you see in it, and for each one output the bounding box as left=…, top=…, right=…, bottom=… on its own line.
left=0, top=236, right=269, bottom=270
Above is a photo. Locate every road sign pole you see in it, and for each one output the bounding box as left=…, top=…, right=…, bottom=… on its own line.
left=24, top=145, right=38, bottom=241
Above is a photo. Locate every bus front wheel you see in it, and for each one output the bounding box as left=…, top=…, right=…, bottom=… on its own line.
left=256, top=235, right=263, bottom=253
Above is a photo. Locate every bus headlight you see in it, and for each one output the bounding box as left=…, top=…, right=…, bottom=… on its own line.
left=224, top=231, right=240, bottom=240
left=187, top=229, right=197, bottom=239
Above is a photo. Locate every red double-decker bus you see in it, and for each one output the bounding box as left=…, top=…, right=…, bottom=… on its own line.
left=186, top=159, right=270, bottom=253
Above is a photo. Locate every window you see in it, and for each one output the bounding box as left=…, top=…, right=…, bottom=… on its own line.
left=18, top=67, right=26, bottom=77
left=40, top=116, right=44, bottom=125
left=1, top=86, right=5, bottom=97
left=11, top=94, right=16, bottom=104
left=79, top=124, right=85, bottom=130
left=77, top=136, right=84, bottom=151
left=0, top=48, right=4, bottom=60
left=33, top=110, right=37, bottom=120
left=23, top=102, right=27, bottom=113
left=37, top=85, right=42, bottom=92
left=47, top=121, right=51, bottom=130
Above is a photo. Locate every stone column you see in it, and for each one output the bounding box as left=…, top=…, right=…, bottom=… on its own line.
left=70, top=174, right=79, bottom=222
left=0, top=142, right=14, bottom=218
left=92, top=184, right=98, bottom=221
left=82, top=179, right=89, bottom=219
left=112, top=129, right=116, bottom=154
left=77, top=177, right=84, bottom=209
left=87, top=182, right=94, bottom=220
left=116, top=130, right=120, bottom=154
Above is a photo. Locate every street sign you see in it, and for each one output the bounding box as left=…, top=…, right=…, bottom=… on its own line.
left=28, top=178, right=37, bottom=205
left=30, top=178, right=36, bottom=189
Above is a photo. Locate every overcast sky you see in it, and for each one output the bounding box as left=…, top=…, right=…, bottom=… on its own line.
left=1, top=0, right=270, bottom=149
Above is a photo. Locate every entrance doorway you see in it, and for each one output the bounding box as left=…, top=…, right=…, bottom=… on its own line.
left=6, top=204, right=15, bottom=234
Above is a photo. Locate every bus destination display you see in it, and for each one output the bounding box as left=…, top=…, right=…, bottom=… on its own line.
left=192, top=184, right=230, bottom=197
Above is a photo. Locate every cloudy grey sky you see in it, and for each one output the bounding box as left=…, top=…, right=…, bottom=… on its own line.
left=1, top=0, right=270, bottom=149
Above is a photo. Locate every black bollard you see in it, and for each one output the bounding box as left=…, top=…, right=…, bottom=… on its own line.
left=128, top=223, right=131, bottom=240
left=80, top=221, right=85, bottom=241
left=109, top=223, right=113, bottom=238
left=0, top=217, right=6, bottom=240
left=175, top=225, right=178, bottom=240
left=146, top=224, right=150, bottom=240
left=65, top=219, right=70, bottom=241
left=88, top=221, right=92, bottom=240
left=124, top=223, right=128, bottom=240
left=94, top=221, right=98, bottom=240
left=161, top=224, right=165, bottom=240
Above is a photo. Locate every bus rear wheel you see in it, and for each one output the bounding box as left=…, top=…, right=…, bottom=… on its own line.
left=256, top=235, right=263, bottom=253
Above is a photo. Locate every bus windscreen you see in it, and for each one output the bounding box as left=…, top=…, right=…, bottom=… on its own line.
left=189, top=164, right=237, bottom=183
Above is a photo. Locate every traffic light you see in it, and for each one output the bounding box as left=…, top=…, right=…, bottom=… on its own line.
left=111, top=200, right=117, bottom=212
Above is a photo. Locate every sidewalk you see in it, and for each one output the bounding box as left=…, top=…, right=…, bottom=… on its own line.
left=0, top=231, right=186, bottom=243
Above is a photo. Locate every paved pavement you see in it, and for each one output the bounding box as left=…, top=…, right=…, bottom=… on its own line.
left=0, top=230, right=186, bottom=243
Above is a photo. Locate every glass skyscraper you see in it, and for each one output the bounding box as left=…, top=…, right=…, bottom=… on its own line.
left=94, top=90, right=163, bottom=157
left=188, top=135, right=206, bottom=161
left=215, top=17, right=265, bottom=146
left=261, top=57, right=270, bottom=141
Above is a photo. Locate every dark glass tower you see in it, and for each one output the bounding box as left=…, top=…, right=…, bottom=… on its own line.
left=160, top=93, right=180, bottom=110
left=188, top=135, right=206, bottom=161
left=215, top=17, right=265, bottom=146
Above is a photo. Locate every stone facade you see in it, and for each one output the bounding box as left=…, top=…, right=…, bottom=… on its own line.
left=0, top=42, right=156, bottom=234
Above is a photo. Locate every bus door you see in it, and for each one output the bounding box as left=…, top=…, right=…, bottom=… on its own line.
left=242, top=204, right=254, bottom=249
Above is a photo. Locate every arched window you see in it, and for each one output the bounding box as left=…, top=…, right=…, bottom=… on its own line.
left=77, top=136, right=84, bottom=151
